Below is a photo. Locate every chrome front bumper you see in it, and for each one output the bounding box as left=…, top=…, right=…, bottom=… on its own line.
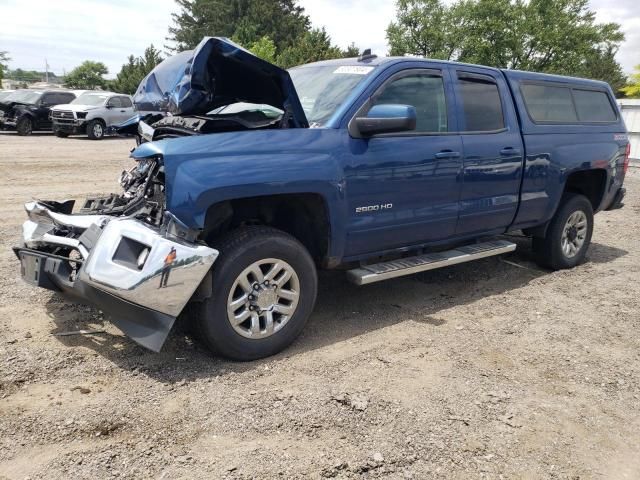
left=52, top=119, right=85, bottom=127
left=16, top=201, right=219, bottom=350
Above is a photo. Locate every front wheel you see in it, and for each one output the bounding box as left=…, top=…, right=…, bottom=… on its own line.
left=87, top=120, right=105, bottom=140
left=16, top=117, right=33, bottom=136
left=194, top=226, right=318, bottom=361
left=533, top=193, right=594, bottom=270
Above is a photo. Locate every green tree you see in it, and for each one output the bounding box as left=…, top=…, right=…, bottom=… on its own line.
left=621, top=65, right=640, bottom=98
left=387, top=0, right=460, bottom=59
left=168, top=0, right=309, bottom=53
left=342, top=43, right=361, bottom=58
left=111, top=45, right=163, bottom=94
left=574, top=45, right=627, bottom=96
left=0, top=51, right=10, bottom=82
left=276, top=28, right=343, bottom=68
left=7, top=68, right=42, bottom=83
left=64, top=61, right=109, bottom=89
left=387, top=0, right=625, bottom=82
left=246, top=36, right=277, bottom=64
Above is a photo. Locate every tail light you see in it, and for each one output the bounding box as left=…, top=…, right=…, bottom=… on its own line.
left=623, top=143, right=630, bottom=174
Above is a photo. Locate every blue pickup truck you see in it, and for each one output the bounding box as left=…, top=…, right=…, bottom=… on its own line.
left=14, top=38, right=629, bottom=360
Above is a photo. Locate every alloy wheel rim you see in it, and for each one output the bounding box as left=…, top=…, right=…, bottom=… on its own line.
left=227, top=258, right=300, bottom=339
left=94, top=123, right=103, bottom=137
left=561, top=210, right=588, bottom=258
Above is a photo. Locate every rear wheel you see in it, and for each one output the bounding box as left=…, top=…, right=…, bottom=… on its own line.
left=16, top=117, right=33, bottom=136
left=533, top=193, right=594, bottom=270
left=194, top=226, right=317, bottom=361
left=87, top=119, right=105, bottom=140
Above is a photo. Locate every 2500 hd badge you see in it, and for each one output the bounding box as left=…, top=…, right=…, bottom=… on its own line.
left=355, top=203, right=393, bottom=213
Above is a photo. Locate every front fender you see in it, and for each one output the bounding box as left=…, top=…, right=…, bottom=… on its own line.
left=139, top=129, right=349, bottom=257
left=13, top=107, right=34, bottom=121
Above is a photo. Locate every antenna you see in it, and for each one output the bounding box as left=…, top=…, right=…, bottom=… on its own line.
left=358, top=49, right=377, bottom=62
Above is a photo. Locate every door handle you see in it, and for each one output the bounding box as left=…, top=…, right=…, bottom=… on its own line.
left=120, top=110, right=126, bottom=112
left=500, top=147, right=521, bottom=156
left=435, top=150, right=461, bottom=159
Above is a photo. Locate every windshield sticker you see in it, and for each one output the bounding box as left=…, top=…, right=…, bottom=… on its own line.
left=334, top=66, right=375, bottom=75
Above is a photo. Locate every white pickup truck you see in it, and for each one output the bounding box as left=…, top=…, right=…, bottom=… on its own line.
left=51, top=91, right=135, bottom=140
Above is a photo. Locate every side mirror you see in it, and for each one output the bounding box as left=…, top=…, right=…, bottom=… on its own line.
left=106, top=104, right=114, bottom=109
left=354, top=104, right=417, bottom=137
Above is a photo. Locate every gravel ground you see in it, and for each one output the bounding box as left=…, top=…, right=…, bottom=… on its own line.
left=0, top=132, right=639, bottom=479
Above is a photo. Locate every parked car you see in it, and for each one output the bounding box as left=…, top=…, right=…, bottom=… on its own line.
left=14, top=38, right=629, bottom=360
left=51, top=92, right=135, bottom=140
left=0, top=89, right=31, bottom=127
left=0, top=89, right=77, bottom=135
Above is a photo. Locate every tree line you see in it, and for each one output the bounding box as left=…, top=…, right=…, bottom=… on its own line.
left=2, top=0, right=639, bottom=97
left=0, top=46, right=163, bottom=94
left=386, top=0, right=630, bottom=93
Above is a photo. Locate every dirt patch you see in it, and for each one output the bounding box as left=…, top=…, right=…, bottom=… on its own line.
left=1, top=131, right=639, bottom=479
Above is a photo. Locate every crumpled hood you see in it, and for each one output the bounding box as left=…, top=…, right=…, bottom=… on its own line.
left=7, top=103, right=35, bottom=115
left=132, top=37, right=308, bottom=128
left=0, top=101, right=27, bottom=113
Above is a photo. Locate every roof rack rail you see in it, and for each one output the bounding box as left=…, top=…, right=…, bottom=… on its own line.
left=358, top=49, right=377, bottom=62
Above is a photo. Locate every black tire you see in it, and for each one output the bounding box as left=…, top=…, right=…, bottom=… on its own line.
left=54, top=129, right=69, bottom=138
left=16, top=116, right=33, bottom=136
left=194, top=226, right=318, bottom=361
left=532, top=193, right=594, bottom=270
left=87, top=119, right=105, bottom=140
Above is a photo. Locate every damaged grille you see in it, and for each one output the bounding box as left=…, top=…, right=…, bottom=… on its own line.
left=78, top=156, right=165, bottom=226
left=52, top=110, right=75, bottom=124
left=20, top=156, right=166, bottom=287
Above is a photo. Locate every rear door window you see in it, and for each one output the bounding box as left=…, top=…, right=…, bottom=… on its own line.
left=572, top=89, right=617, bottom=122
left=456, top=74, right=505, bottom=131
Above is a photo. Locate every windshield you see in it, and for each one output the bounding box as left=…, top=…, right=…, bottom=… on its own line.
left=4, top=90, right=43, bottom=104
left=72, top=93, right=110, bottom=106
left=289, top=65, right=375, bottom=126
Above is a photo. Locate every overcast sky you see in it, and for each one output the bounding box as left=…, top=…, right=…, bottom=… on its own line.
left=0, top=0, right=637, bottom=78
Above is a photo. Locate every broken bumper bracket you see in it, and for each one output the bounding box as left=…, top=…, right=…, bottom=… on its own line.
left=15, top=201, right=219, bottom=351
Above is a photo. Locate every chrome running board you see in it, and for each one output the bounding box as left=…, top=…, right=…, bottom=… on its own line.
left=347, top=240, right=516, bottom=285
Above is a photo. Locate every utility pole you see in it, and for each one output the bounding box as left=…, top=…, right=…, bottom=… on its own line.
left=45, top=58, right=49, bottom=83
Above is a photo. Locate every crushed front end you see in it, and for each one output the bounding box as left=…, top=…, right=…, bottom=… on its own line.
left=14, top=155, right=218, bottom=351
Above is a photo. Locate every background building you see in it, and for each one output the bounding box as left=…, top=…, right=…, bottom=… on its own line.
left=619, top=99, right=640, bottom=162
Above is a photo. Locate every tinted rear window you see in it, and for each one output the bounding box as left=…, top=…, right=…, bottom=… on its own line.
left=521, top=84, right=577, bottom=123
left=458, top=77, right=504, bottom=131
left=572, top=89, right=617, bottom=122
left=521, top=83, right=617, bottom=124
